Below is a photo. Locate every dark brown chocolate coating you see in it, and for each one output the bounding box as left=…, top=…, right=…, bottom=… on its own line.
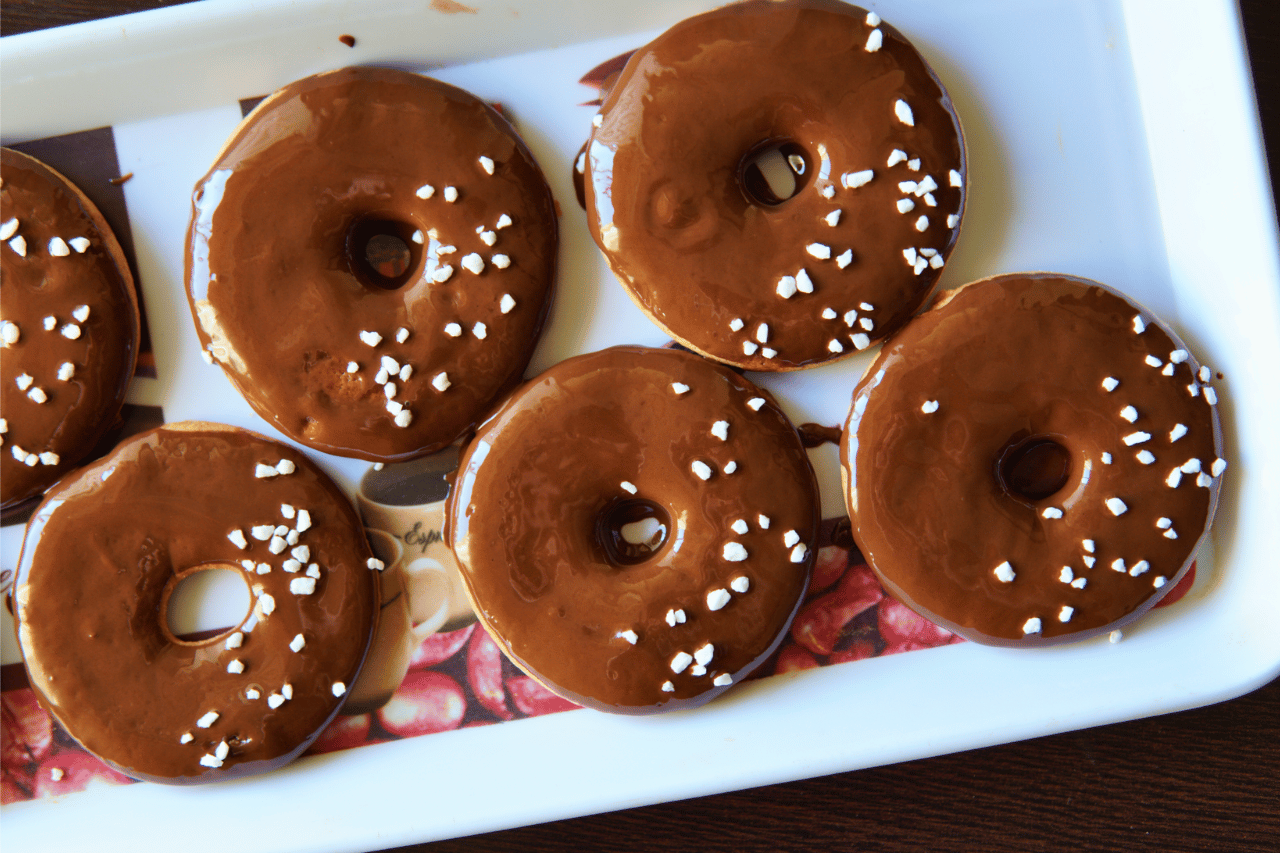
left=583, top=1, right=964, bottom=371
left=12, top=423, right=379, bottom=783
left=447, top=346, right=818, bottom=713
left=0, top=148, right=139, bottom=509
left=841, top=274, right=1225, bottom=645
left=186, top=67, right=558, bottom=462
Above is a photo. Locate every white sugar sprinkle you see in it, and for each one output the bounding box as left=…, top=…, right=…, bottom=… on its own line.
left=74, top=303, right=91, bottom=319
left=1123, top=432, right=1151, bottom=446
left=806, top=242, right=832, bottom=259
left=461, top=253, right=485, bottom=274
left=416, top=184, right=435, bottom=199
left=254, top=463, right=278, bottom=478
left=1102, top=452, right=1113, bottom=464
left=755, top=323, right=769, bottom=343
left=731, top=519, right=749, bottom=535
left=743, top=341, right=758, bottom=356
left=620, top=481, right=637, bottom=494
left=9, top=235, right=27, bottom=256
left=1203, top=387, right=1218, bottom=405
left=713, top=673, right=733, bottom=686
left=1136, top=450, right=1156, bottom=465
left=887, top=149, right=908, bottom=167
left=671, top=652, right=693, bottom=673
left=899, top=181, right=918, bottom=194
left=723, top=461, right=738, bottom=474
left=691, top=460, right=712, bottom=480
left=259, top=593, right=276, bottom=615
left=27, top=386, right=47, bottom=403
left=825, top=209, right=842, bottom=227
left=1170, top=423, right=1188, bottom=442
left=921, top=399, right=939, bottom=414
left=1073, top=578, right=1088, bottom=589
left=226, top=632, right=244, bottom=650
left=775, top=275, right=797, bottom=299
left=666, top=608, right=687, bottom=626
left=1145, top=355, right=1162, bottom=368
left=283, top=560, right=301, bottom=573
left=1, top=321, right=19, bottom=345
left=473, top=322, right=488, bottom=339
left=1211, top=458, right=1227, bottom=476
left=444, top=186, right=458, bottom=202
left=199, top=754, right=223, bottom=769
left=672, top=382, right=690, bottom=395
left=0, top=219, right=17, bottom=240
left=835, top=249, right=853, bottom=269
left=49, top=237, right=70, bottom=257
left=60, top=323, right=81, bottom=340
left=894, top=99, right=915, bottom=126
left=790, top=543, right=808, bottom=563
left=1129, top=560, right=1150, bottom=577
left=729, top=318, right=745, bottom=332
left=479, top=155, right=495, bottom=174
left=706, top=588, right=731, bottom=611
left=1180, top=458, right=1202, bottom=473
left=250, top=525, right=273, bottom=541
left=915, top=215, right=930, bottom=232
left=722, top=542, right=748, bottom=562
left=950, top=170, right=962, bottom=187
left=181, top=733, right=194, bottom=744
left=445, top=322, right=462, bottom=337
left=1133, top=315, right=1146, bottom=333
left=783, top=530, right=800, bottom=548
left=1059, top=606, right=1074, bottom=623
left=947, top=213, right=960, bottom=228
left=865, top=28, right=883, bottom=52
left=796, top=269, right=814, bottom=293
left=1059, top=567, right=1074, bottom=583
left=694, top=643, right=715, bottom=665
left=227, top=659, right=245, bottom=674
left=1120, top=405, right=1138, bottom=422
left=1111, top=558, right=1127, bottom=573
left=359, top=330, right=382, bottom=347
left=1166, top=468, right=1183, bottom=488
left=1153, top=576, right=1167, bottom=588
left=197, top=711, right=219, bottom=728
left=1106, top=497, right=1128, bottom=516
left=331, top=681, right=347, bottom=697
left=730, top=575, right=750, bottom=594
left=1042, top=507, right=1064, bottom=519
left=432, top=372, right=451, bottom=392
left=994, top=561, right=1016, bottom=583
left=367, top=557, right=386, bottom=571
left=850, top=333, right=871, bottom=350
left=897, top=198, right=916, bottom=214
left=828, top=338, right=844, bottom=354
left=38, top=451, right=58, bottom=465
left=432, top=265, right=454, bottom=283
left=1022, top=618, right=1042, bottom=635
left=844, top=169, right=874, bottom=188
left=267, top=693, right=286, bottom=709
left=747, top=397, right=766, bottom=411
left=1197, top=472, right=1213, bottom=488
left=661, top=681, right=675, bottom=693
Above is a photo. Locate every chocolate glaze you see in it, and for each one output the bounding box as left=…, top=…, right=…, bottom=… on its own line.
left=583, top=1, right=965, bottom=371
left=12, top=423, right=379, bottom=783
left=842, top=274, right=1225, bottom=645
left=447, top=346, right=818, bottom=713
left=0, top=148, right=140, bottom=510
left=186, top=67, right=558, bottom=462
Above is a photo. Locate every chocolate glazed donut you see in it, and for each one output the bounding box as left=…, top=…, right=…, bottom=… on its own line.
left=447, top=346, right=819, bottom=713
left=1, top=148, right=140, bottom=511
left=583, top=1, right=965, bottom=371
left=187, top=67, right=557, bottom=462
left=842, top=274, right=1226, bottom=645
left=12, top=422, right=379, bottom=783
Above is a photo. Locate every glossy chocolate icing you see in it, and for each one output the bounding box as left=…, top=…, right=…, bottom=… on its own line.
left=13, top=422, right=379, bottom=783
left=447, top=346, right=818, bottom=712
left=186, top=67, right=558, bottom=462
left=0, top=148, right=140, bottom=509
left=842, top=274, right=1225, bottom=645
left=583, top=1, right=965, bottom=371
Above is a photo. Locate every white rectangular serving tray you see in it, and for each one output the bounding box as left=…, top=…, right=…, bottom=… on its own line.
left=3, top=1, right=1279, bottom=851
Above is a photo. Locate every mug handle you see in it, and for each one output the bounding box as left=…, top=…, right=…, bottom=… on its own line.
left=404, top=557, right=454, bottom=639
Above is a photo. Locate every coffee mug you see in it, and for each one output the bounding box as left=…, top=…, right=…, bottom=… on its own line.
left=344, top=529, right=454, bottom=714
left=356, top=445, right=475, bottom=634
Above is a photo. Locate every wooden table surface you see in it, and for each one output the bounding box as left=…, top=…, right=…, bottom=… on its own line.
left=3, top=2, right=1278, bottom=851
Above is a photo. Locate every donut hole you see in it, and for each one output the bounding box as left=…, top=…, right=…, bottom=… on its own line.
left=739, top=141, right=811, bottom=207
left=997, top=435, right=1073, bottom=503
left=161, top=562, right=254, bottom=646
left=347, top=217, right=420, bottom=290
left=598, top=498, right=672, bottom=567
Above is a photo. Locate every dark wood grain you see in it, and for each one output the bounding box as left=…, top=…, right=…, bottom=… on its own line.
left=3, top=2, right=1278, bottom=851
